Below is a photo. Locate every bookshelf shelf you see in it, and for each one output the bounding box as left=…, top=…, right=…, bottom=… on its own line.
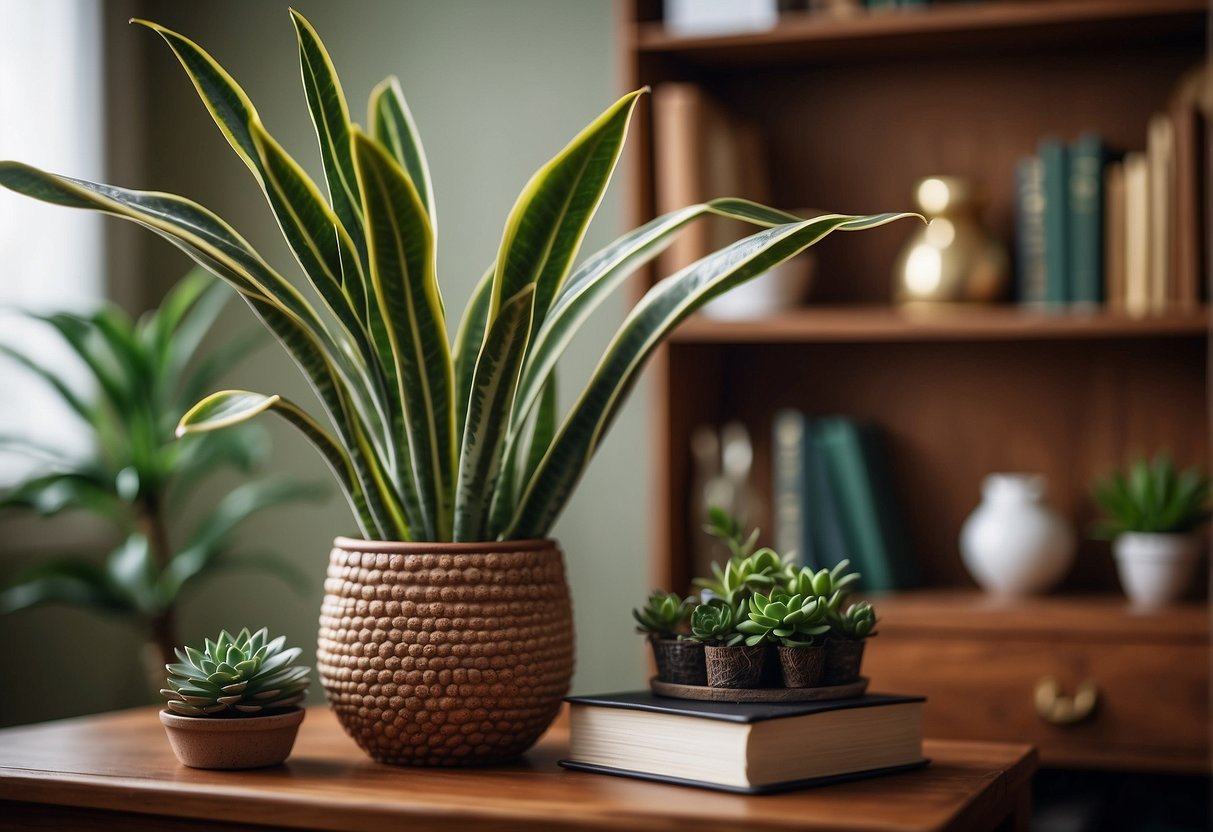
left=672, top=306, right=1211, bottom=344
left=632, top=0, right=1205, bottom=67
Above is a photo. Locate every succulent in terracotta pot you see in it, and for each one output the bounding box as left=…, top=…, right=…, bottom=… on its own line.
left=159, top=627, right=310, bottom=770
left=737, top=592, right=831, bottom=688
left=823, top=600, right=877, bottom=686
left=689, top=600, right=766, bottom=688
left=633, top=590, right=703, bottom=686
left=0, top=10, right=916, bottom=764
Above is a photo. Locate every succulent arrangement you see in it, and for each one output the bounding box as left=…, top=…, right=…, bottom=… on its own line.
left=1092, top=454, right=1211, bottom=537
left=0, top=11, right=916, bottom=544
left=639, top=510, right=878, bottom=688
left=162, top=627, right=310, bottom=716
left=632, top=590, right=693, bottom=640
left=0, top=272, right=323, bottom=667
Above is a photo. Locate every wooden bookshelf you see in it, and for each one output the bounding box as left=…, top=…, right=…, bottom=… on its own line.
left=621, top=0, right=1209, bottom=776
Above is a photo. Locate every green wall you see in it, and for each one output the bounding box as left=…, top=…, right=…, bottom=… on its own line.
left=0, top=0, right=650, bottom=726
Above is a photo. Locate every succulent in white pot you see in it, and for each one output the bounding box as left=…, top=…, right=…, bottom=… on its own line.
left=1092, top=455, right=1210, bottom=610
left=0, top=10, right=918, bottom=764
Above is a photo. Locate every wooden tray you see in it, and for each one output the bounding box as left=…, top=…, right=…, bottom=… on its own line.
left=650, top=677, right=868, bottom=703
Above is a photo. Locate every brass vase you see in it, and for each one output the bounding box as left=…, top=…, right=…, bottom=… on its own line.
left=894, top=176, right=1009, bottom=306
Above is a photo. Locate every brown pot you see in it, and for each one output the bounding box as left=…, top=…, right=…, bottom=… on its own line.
left=159, top=708, right=304, bottom=770
left=777, top=644, right=826, bottom=688
left=650, top=637, right=707, bottom=686
left=823, top=638, right=866, bottom=686
left=318, top=537, right=574, bottom=766
left=704, top=644, right=767, bottom=688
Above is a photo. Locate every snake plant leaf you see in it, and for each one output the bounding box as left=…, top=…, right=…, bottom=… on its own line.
left=290, top=9, right=368, bottom=276
left=178, top=389, right=378, bottom=537
left=511, top=198, right=804, bottom=437
left=491, top=89, right=644, bottom=330
left=452, top=265, right=494, bottom=443
left=521, top=375, right=559, bottom=500
left=177, top=328, right=265, bottom=411
left=369, top=75, right=437, bottom=235
left=487, top=373, right=557, bottom=537
left=453, top=286, right=536, bottom=541
left=506, top=212, right=921, bottom=538
left=353, top=130, right=454, bottom=541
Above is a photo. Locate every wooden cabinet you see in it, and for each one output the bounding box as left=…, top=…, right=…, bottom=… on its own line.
left=863, top=592, right=1210, bottom=773
left=619, top=0, right=1210, bottom=773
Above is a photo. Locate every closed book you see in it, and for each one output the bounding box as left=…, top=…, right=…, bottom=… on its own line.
left=1068, top=133, right=1105, bottom=307
left=1104, top=160, right=1127, bottom=312
left=1015, top=154, right=1047, bottom=306
left=1169, top=64, right=1206, bottom=311
left=772, top=410, right=816, bottom=570
left=813, top=418, right=917, bottom=592
left=1124, top=151, right=1150, bottom=317
left=1040, top=138, right=1070, bottom=304
left=805, top=418, right=850, bottom=572
left=1146, top=113, right=1175, bottom=313
left=562, top=691, right=926, bottom=794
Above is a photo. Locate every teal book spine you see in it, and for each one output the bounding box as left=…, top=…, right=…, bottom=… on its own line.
left=772, top=410, right=816, bottom=570
left=806, top=420, right=851, bottom=574
left=812, top=419, right=916, bottom=592
left=1068, top=133, right=1105, bottom=306
left=1039, top=139, right=1070, bottom=305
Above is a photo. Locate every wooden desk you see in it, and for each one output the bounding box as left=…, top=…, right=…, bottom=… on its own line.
left=0, top=706, right=1036, bottom=832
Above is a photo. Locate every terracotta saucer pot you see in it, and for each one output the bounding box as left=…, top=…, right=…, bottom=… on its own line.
left=318, top=537, right=574, bottom=766
left=159, top=708, right=305, bottom=770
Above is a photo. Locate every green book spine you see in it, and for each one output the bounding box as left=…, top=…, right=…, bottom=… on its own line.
left=1039, top=139, right=1070, bottom=305
left=813, top=419, right=915, bottom=592
left=806, top=420, right=852, bottom=573
left=1068, top=133, right=1105, bottom=306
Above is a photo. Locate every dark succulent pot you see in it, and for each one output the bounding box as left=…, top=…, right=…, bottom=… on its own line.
left=777, top=644, right=826, bottom=688
left=823, top=638, right=866, bottom=686
left=318, top=537, right=574, bottom=766
left=704, top=644, right=767, bottom=688
left=651, top=637, right=707, bottom=686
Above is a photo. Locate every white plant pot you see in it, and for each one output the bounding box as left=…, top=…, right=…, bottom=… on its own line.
left=960, top=474, right=1075, bottom=596
left=1113, top=532, right=1202, bottom=610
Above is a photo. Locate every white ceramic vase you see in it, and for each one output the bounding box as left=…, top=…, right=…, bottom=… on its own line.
left=1113, top=532, right=1201, bottom=610
left=960, top=474, right=1075, bottom=596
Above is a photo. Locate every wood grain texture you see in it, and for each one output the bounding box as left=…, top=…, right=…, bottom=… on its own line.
left=0, top=706, right=1036, bottom=832
left=650, top=676, right=867, bottom=702
left=863, top=592, right=1211, bottom=773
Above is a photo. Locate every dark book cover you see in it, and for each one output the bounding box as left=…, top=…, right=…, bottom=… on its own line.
left=1040, top=138, right=1070, bottom=304
left=565, top=690, right=926, bottom=723
left=1069, top=133, right=1106, bottom=306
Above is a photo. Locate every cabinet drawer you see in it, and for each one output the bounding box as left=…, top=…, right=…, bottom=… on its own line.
left=864, top=636, right=1209, bottom=772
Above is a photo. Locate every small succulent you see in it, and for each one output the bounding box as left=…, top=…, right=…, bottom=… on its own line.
left=737, top=592, right=832, bottom=647
left=829, top=601, right=877, bottom=641
left=695, top=548, right=790, bottom=607
left=704, top=506, right=760, bottom=560
left=787, top=559, right=861, bottom=610
left=632, top=590, right=693, bottom=639
left=689, top=601, right=743, bottom=646
left=161, top=627, right=310, bottom=716
left=1092, top=454, right=1211, bottom=537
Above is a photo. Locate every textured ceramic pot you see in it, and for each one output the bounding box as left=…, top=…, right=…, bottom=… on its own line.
left=318, top=537, right=574, bottom=766
left=960, top=474, right=1075, bottom=596
left=777, top=645, right=825, bottom=688
left=160, top=708, right=305, bottom=770
left=703, top=644, right=766, bottom=688
left=823, top=638, right=865, bottom=686
left=1114, top=532, right=1202, bottom=610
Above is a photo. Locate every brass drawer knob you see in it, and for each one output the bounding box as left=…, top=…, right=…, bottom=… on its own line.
left=1034, top=677, right=1098, bottom=725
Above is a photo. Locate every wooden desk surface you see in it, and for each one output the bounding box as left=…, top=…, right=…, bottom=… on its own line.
left=0, top=705, right=1036, bottom=832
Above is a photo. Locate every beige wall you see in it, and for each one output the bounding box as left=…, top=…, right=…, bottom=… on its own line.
left=0, top=0, right=650, bottom=726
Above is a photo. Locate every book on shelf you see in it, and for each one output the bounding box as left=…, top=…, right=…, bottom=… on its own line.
left=1147, top=112, right=1175, bottom=314
left=1170, top=63, right=1207, bottom=313
left=1015, top=155, right=1047, bottom=306
left=771, top=412, right=917, bottom=590
left=1068, top=133, right=1106, bottom=307
left=1123, top=151, right=1150, bottom=317
left=561, top=690, right=927, bottom=794
left=1039, top=138, right=1070, bottom=305
left=1103, top=160, right=1127, bottom=314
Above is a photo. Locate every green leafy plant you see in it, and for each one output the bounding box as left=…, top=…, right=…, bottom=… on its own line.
left=0, top=273, right=323, bottom=666
left=1091, top=454, right=1211, bottom=537
left=0, top=12, right=916, bottom=543
left=161, top=627, right=309, bottom=716
left=786, top=559, right=861, bottom=611
left=736, top=592, right=831, bottom=647
left=704, top=506, right=760, bottom=560
left=689, top=600, right=743, bottom=646
left=632, top=589, right=693, bottom=639
left=829, top=600, right=877, bottom=641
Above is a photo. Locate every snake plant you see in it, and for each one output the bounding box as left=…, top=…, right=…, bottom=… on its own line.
left=0, top=11, right=916, bottom=543
left=0, top=272, right=323, bottom=667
